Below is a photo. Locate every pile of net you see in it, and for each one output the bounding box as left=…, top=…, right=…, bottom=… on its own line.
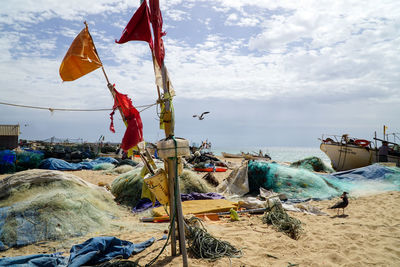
left=290, top=156, right=333, bottom=173
left=248, top=161, right=339, bottom=199
left=111, top=168, right=213, bottom=207
left=0, top=149, right=44, bottom=174
left=248, top=161, right=400, bottom=200
left=93, top=163, right=116, bottom=171
left=0, top=170, right=123, bottom=251
left=262, top=204, right=302, bottom=240
left=185, top=217, right=242, bottom=260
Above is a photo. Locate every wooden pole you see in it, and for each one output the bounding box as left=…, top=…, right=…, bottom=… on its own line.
left=159, top=59, right=188, bottom=266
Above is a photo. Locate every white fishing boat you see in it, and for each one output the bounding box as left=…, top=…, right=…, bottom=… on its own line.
left=320, top=133, right=400, bottom=171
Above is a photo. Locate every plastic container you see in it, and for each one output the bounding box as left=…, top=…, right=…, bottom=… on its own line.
left=156, top=138, right=190, bottom=159
left=144, top=168, right=170, bottom=204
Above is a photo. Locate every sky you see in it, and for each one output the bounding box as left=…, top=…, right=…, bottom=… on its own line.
left=0, top=0, right=399, bottom=151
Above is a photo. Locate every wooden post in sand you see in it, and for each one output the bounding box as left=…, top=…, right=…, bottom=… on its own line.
left=157, top=61, right=189, bottom=266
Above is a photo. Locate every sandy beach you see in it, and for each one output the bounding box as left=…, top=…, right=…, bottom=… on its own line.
left=1, top=163, right=400, bottom=267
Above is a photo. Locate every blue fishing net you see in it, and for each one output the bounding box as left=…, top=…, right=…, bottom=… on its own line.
left=248, top=161, right=400, bottom=200
left=0, top=150, right=16, bottom=174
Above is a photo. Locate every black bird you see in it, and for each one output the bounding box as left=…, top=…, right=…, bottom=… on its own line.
left=193, top=111, right=210, bottom=120
left=329, top=192, right=349, bottom=215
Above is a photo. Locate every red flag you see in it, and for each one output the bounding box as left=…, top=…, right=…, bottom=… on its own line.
left=115, top=0, right=153, bottom=48
left=149, top=0, right=166, bottom=66
left=109, top=86, right=143, bottom=151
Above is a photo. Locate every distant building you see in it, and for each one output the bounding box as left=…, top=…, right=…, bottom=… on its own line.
left=0, top=124, right=20, bottom=150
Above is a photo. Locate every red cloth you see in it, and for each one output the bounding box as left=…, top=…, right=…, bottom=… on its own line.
left=109, top=86, right=143, bottom=151
left=149, top=0, right=166, bottom=66
left=115, top=0, right=153, bottom=48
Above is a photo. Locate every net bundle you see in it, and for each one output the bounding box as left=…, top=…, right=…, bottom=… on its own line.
left=184, top=217, right=242, bottom=260
left=262, top=204, right=303, bottom=240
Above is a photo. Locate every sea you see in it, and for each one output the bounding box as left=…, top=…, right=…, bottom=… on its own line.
left=212, top=146, right=331, bottom=165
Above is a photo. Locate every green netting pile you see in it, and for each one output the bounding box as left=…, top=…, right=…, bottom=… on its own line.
left=248, top=161, right=400, bottom=200
left=248, top=161, right=339, bottom=199
left=111, top=168, right=144, bottom=207
left=179, top=170, right=213, bottom=194
left=110, top=168, right=213, bottom=207
left=15, top=150, right=44, bottom=172
left=0, top=170, right=124, bottom=251
left=290, top=156, right=333, bottom=173
left=262, top=204, right=303, bottom=240
left=93, top=163, right=116, bottom=171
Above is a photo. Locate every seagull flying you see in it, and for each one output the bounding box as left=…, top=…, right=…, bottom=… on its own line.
left=193, top=111, right=210, bottom=120
left=329, top=192, right=349, bottom=215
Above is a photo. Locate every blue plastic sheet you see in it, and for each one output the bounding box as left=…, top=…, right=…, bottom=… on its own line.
left=0, top=252, right=67, bottom=267
left=68, top=236, right=155, bottom=267
left=0, top=236, right=155, bottom=267
left=39, top=157, right=118, bottom=171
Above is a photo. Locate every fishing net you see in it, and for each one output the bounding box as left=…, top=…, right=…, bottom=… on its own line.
left=248, top=161, right=400, bottom=200
left=111, top=168, right=213, bottom=207
left=0, top=150, right=16, bottom=174
left=290, top=156, right=333, bottom=173
left=104, top=165, right=135, bottom=175
left=111, top=168, right=144, bottom=207
left=0, top=170, right=125, bottom=251
left=93, top=163, right=116, bottom=171
left=179, top=170, right=213, bottom=194
left=262, top=204, right=303, bottom=240
left=15, top=149, right=44, bottom=172
left=248, top=161, right=339, bottom=199
left=185, top=217, right=242, bottom=260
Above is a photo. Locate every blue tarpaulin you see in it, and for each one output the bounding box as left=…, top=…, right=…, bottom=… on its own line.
left=0, top=253, right=67, bottom=267
left=0, top=236, right=155, bottom=267
left=68, top=236, right=155, bottom=267
left=39, top=157, right=118, bottom=171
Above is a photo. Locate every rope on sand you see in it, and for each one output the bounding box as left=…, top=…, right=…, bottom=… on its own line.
left=184, top=217, right=242, bottom=260
left=262, top=204, right=303, bottom=240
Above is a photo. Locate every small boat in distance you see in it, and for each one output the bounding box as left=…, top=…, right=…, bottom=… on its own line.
left=320, top=133, right=400, bottom=171
left=221, top=152, right=243, bottom=158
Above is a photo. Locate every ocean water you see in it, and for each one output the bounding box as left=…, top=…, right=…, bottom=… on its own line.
left=213, top=146, right=331, bottom=165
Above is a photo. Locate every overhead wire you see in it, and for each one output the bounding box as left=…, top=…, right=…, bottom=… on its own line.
left=0, top=101, right=157, bottom=113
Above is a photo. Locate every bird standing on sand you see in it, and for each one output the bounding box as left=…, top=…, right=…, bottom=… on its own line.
left=193, top=111, right=210, bottom=120
left=329, top=192, right=349, bottom=215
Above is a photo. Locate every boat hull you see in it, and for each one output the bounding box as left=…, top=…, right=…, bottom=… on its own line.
left=321, top=143, right=374, bottom=171
left=321, top=143, right=400, bottom=171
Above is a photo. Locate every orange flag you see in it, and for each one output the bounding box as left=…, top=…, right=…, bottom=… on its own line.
left=59, top=24, right=102, bottom=81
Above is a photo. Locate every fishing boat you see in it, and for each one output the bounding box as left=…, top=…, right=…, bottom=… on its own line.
left=221, top=152, right=243, bottom=158
left=320, top=133, right=400, bottom=171
left=241, top=151, right=271, bottom=161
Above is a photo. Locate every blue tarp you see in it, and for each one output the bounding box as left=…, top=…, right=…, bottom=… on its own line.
left=68, top=236, right=155, bottom=267
left=0, top=253, right=67, bottom=267
left=39, top=157, right=118, bottom=171
left=0, top=236, right=155, bottom=267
